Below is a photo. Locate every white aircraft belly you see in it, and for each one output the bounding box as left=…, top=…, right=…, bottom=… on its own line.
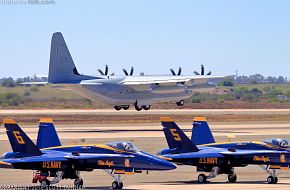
left=150, top=86, right=185, bottom=94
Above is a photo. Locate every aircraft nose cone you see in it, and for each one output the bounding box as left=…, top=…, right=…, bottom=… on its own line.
left=155, top=158, right=176, bottom=170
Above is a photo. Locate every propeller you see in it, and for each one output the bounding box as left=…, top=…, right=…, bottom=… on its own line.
left=123, top=67, right=134, bottom=76
left=193, top=65, right=211, bottom=75
left=170, top=67, right=182, bottom=76
left=98, top=65, right=109, bottom=76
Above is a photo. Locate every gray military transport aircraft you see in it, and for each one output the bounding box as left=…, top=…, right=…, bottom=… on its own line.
left=23, top=32, right=229, bottom=111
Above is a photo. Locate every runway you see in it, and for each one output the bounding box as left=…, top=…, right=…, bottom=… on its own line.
left=1, top=108, right=290, bottom=115
left=0, top=109, right=290, bottom=189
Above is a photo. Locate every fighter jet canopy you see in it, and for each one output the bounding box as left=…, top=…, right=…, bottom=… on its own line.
left=263, top=138, right=290, bottom=148
left=106, top=142, right=139, bottom=152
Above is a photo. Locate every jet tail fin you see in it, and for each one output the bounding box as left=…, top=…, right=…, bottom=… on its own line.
left=191, top=117, right=215, bottom=145
left=36, top=118, right=61, bottom=149
left=3, top=119, right=42, bottom=156
left=161, top=117, right=199, bottom=153
left=48, top=32, right=98, bottom=83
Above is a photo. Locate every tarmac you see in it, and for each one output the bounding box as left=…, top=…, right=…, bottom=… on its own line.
left=0, top=109, right=290, bottom=189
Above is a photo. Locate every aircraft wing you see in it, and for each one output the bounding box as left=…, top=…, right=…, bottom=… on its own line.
left=163, top=152, right=224, bottom=159
left=2, top=156, right=67, bottom=164
left=21, top=82, right=49, bottom=85
left=64, top=153, right=134, bottom=160
left=0, top=153, right=133, bottom=169
left=220, top=150, right=288, bottom=156
left=119, top=75, right=228, bottom=85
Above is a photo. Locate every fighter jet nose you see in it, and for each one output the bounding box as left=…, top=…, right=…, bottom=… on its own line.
left=155, top=158, right=176, bottom=170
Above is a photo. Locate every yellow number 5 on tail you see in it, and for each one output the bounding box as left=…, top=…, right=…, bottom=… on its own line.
left=170, top=129, right=181, bottom=141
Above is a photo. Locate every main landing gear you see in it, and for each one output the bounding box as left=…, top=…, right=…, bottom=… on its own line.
left=114, top=105, right=130, bottom=111
left=260, top=165, right=278, bottom=184
left=134, top=103, right=151, bottom=111
left=197, top=167, right=237, bottom=184
left=73, top=171, right=84, bottom=188
left=113, top=102, right=151, bottom=111
left=104, top=169, right=124, bottom=189
left=33, top=171, right=84, bottom=189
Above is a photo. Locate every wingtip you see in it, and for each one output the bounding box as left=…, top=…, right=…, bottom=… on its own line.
left=160, top=117, right=174, bottom=122
left=3, top=118, right=17, bottom=124
left=39, top=118, right=53, bottom=123
left=193, top=116, right=207, bottom=122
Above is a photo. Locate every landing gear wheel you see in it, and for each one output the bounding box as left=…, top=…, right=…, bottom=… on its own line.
left=122, top=105, right=130, bottom=110
left=74, top=178, right=84, bottom=189
left=228, top=174, right=237, bottom=183
left=112, top=181, right=120, bottom=189
left=267, top=176, right=275, bottom=184
left=114, top=106, right=122, bottom=111
left=119, top=182, right=123, bottom=189
left=142, top=105, right=151, bottom=110
left=274, top=177, right=278, bottom=184
left=197, top=174, right=207, bottom=184
left=134, top=103, right=142, bottom=111
left=176, top=100, right=184, bottom=106
left=40, top=179, right=50, bottom=189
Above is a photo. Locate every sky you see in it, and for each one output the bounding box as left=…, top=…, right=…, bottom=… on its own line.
left=0, top=0, right=290, bottom=78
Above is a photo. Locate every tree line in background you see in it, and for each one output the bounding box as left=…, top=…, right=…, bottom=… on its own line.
left=0, top=74, right=289, bottom=108
left=0, top=74, right=289, bottom=87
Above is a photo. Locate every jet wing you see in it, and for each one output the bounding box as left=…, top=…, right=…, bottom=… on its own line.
left=220, top=150, right=288, bottom=156
left=163, top=152, right=224, bottom=159
left=119, top=75, right=228, bottom=85
left=64, top=153, right=134, bottom=160
left=0, top=153, right=134, bottom=169
left=21, top=82, right=49, bottom=85
left=2, top=156, right=68, bottom=164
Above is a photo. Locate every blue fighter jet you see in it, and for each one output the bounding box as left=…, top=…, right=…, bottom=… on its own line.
left=158, top=117, right=290, bottom=184
left=0, top=118, right=176, bottom=189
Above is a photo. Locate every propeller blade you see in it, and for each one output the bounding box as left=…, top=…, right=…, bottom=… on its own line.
left=177, top=67, right=182, bottom=75
left=207, top=71, right=212, bottom=75
left=105, top=65, right=108, bottom=75
left=98, top=69, right=105, bottom=75
left=170, top=68, right=176, bottom=76
left=123, top=69, right=129, bottom=76
left=130, top=67, right=134, bottom=76
left=201, top=65, right=205, bottom=75
left=193, top=71, right=200, bottom=75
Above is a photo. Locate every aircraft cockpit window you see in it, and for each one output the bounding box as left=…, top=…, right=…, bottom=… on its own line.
left=263, top=138, right=290, bottom=148
left=279, top=139, right=289, bottom=148
left=106, top=142, right=139, bottom=152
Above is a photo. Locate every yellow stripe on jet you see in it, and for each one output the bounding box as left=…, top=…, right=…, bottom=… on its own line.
left=158, top=156, right=173, bottom=161
left=3, top=118, right=17, bottom=124
left=0, top=161, right=13, bottom=168
left=39, top=118, right=53, bottom=123
left=160, top=117, right=174, bottom=122
left=193, top=117, right=207, bottom=121
left=0, top=161, right=12, bottom=166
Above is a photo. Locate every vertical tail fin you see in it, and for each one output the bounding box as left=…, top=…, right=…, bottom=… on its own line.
left=161, top=117, right=199, bottom=153
left=3, top=119, right=42, bottom=156
left=36, top=118, right=61, bottom=149
left=191, top=117, right=215, bottom=145
left=48, top=32, right=97, bottom=83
